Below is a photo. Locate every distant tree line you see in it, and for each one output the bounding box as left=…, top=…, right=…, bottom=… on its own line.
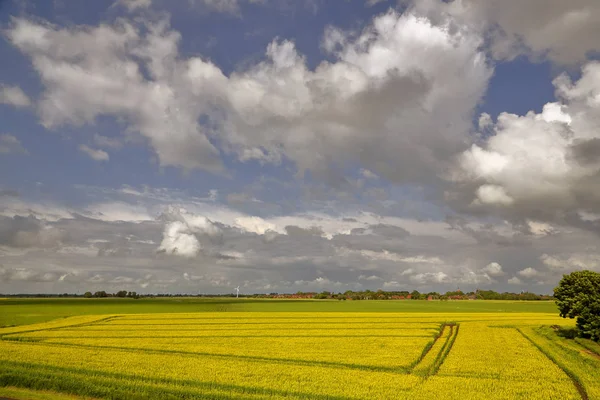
left=0, top=288, right=552, bottom=300
left=251, top=289, right=552, bottom=301
left=83, top=290, right=139, bottom=299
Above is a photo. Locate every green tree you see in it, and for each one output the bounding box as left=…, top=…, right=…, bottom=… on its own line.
left=554, top=270, right=600, bottom=341
left=83, top=291, right=92, bottom=298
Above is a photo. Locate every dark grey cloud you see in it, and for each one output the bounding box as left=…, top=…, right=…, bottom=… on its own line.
left=569, top=138, right=600, bottom=166
left=0, top=215, right=65, bottom=248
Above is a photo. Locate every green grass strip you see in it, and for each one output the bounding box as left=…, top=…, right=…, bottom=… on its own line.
left=517, top=327, right=588, bottom=400
left=0, top=360, right=360, bottom=400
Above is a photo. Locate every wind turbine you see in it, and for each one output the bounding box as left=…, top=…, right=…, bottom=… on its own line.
left=234, top=286, right=240, bottom=298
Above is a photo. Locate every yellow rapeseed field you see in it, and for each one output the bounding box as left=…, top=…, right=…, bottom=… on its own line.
left=0, top=312, right=598, bottom=399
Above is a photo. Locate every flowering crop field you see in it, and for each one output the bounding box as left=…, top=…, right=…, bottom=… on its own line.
left=1, top=308, right=599, bottom=399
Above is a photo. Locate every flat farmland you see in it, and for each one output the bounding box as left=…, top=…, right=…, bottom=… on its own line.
left=0, top=301, right=599, bottom=399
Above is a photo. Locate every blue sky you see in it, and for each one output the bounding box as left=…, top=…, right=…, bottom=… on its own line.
left=1, top=0, right=600, bottom=294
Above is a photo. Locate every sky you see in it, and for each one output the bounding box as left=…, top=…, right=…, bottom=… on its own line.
left=1, top=0, right=600, bottom=295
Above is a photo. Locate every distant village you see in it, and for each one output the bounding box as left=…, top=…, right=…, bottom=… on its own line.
left=1, top=289, right=552, bottom=300
left=247, top=289, right=552, bottom=301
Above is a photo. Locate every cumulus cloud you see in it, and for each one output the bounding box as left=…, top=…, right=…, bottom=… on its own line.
left=482, top=262, right=504, bottom=276
left=518, top=267, right=539, bottom=278
left=0, top=134, right=27, bottom=155
left=0, top=85, right=31, bottom=108
left=413, top=0, right=600, bottom=64
left=79, top=145, right=109, bottom=161
left=6, top=7, right=490, bottom=183
left=4, top=0, right=599, bottom=295
left=451, top=62, right=600, bottom=226
left=7, top=17, right=223, bottom=172
left=222, top=10, right=490, bottom=183
left=158, top=209, right=221, bottom=257
left=158, top=221, right=202, bottom=257
left=235, top=216, right=280, bottom=235
left=507, top=276, right=522, bottom=285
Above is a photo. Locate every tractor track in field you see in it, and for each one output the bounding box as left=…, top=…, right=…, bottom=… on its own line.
left=411, top=323, right=459, bottom=378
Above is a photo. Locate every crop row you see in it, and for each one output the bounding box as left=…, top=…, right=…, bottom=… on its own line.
left=1, top=312, right=595, bottom=399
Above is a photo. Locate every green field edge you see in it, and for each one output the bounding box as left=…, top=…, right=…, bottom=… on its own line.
left=516, top=327, right=588, bottom=400
left=0, top=385, right=96, bottom=400
left=573, top=338, right=600, bottom=357
left=0, top=359, right=398, bottom=400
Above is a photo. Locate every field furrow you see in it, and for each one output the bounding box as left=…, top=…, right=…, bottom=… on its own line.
left=0, top=310, right=597, bottom=400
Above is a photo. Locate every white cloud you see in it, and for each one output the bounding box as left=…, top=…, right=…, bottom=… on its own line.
left=0, top=85, right=31, bottom=108
left=453, top=62, right=600, bottom=218
left=540, top=253, right=600, bottom=272
left=0, top=267, right=61, bottom=282
left=7, top=7, right=490, bottom=182
left=360, top=169, right=379, bottom=180
left=0, top=198, right=74, bottom=221
left=475, top=185, right=514, bottom=206
left=410, top=271, right=449, bottom=285
left=158, top=209, right=221, bottom=257
left=223, top=10, right=490, bottom=182
left=183, top=272, right=204, bottom=281
left=382, top=280, right=400, bottom=289
left=235, top=216, right=280, bottom=235
left=518, top=267, right=539, bottom=278
left=527, top=221, right=556, bottom=236
left=79, top=145, right=109, bottom=161
left=114, top=0, right=152, bottom=11
left=7, top=17, right=223, bottom=173
left=158, top=221, right=202, bottom=258
left=0, top=134, right=27, bottom=155
left=458, top=270, right=493, bottom=285
left=507, top=276, right=522, bottom=285
left=413, top=0, right=600, bottom=64
left=358, top=274, right=383, bottom=281
left=85, top=202, right=153, bottom=222
left=5, top=184, right=600, bottom=293
left=293, top=276, right=349, bottom=289
left=482, top=262, right=504, bottom=276
left=351, top=250, right=444, bottom=264
left=478, top=112, right=493, bottom=131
